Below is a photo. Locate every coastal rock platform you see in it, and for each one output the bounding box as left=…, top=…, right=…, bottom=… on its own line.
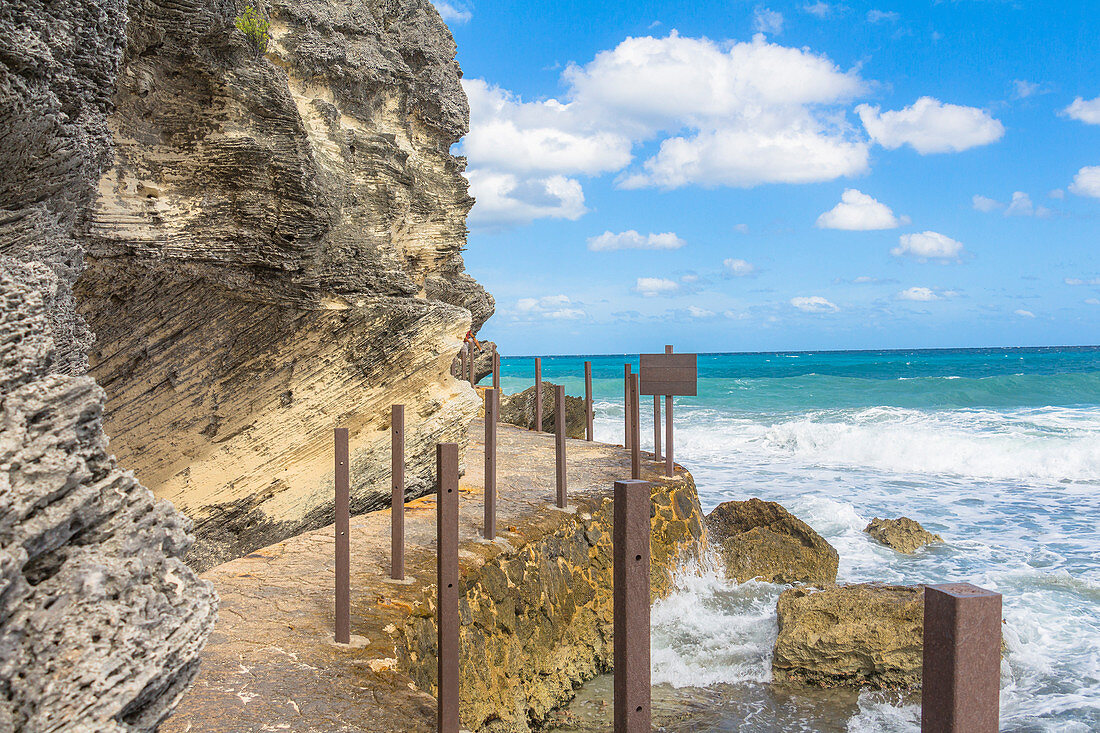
left=162, top=422, right=706, bottom=732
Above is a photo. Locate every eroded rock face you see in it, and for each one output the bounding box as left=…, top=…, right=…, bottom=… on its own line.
left=500, top=382, right=587, bottom=437
left=705, top=498, right=838, bottom=586
left=773, top=583, right=924, bottom=689
left=75, top=0, right=494, bottom=571
left=0, top=2, right=216, bottom=727
left=865, top=517, right=943, bottom=554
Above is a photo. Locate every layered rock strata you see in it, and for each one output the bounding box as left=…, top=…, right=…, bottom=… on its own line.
left=75, top=0, right=494, bottom=571
left=0, top=1, right=216, bottom=728
left=706, top=498, right=838, bottom=586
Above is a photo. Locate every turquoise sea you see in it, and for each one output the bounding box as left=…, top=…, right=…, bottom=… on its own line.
left=496, top=347, right=1100, bottom=732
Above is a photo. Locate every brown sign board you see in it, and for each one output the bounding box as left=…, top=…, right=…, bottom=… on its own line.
left=639, top=353, right=697, bottom=396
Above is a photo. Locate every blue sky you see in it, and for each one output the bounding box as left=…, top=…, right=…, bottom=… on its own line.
left=439, top=1, right=1100, bottom=355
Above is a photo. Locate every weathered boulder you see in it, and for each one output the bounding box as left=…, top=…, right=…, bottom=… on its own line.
left=773, top=583, right=924, bottom=689
left=500, top=382, right=587, bottom=437
left=865, top=517, right=943, bottom=554
left=705, top=498, right=838, bottom=586
left=0, top=1, right=216, bottom=727
left=74, top=0, right=494, bottom=571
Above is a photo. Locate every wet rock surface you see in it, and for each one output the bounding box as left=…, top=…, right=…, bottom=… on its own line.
left=706, top=498, right=839, bottom=586
left=500, top=382, right=587, bottom=437
left=74, top=0, right=493, bottom=571
left=0, top=2, right=216, bottom=728
left=773, top=583, right=925, bottom=689
left=163, top=424, right=706, bottom=732
left=865, top=517, right=944, bottom=554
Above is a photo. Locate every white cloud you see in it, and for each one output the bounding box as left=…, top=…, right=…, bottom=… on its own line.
left=1049, top=188, right=1065, bottom=200
left=816, top=188, right=908, bottom=230
left=635, top=277, right=680, bottom=297
left=972, top=194, right=1003, bottom=212
left=465, top=170, right=586, bottom=227
left=723, top=258, right=757, bottom=276
left=1086, top=298, right=1100, bottom=306
left=514, top=295, right=586, bottom=320
left=898, top=286, right=939, bottom=301
left=857, top=97, right=1004, bottom=154
left=587, top=230, right=686, bottom=251
left=1014, top=309, right=1036, bottom=318
left=853, top=276, right=884, bottom=284
left=753, top=7, right=785, bottom=34
left=1012, top=80, right=1044, bottom=99
left=1063, top=96, right=1100, bottom=125
left=1069, top=166, right=1100, bottom=198
left=435, top=1, right=472, bottom=24
left=867, top=9, right=899, bottom=23
left=686, top=305, right=716, bottom=318
left=790, top=296, right=839, bottom=313
left=1065, top=277, right=1100, bottom=286
left=803, top=2, right=831, bottom=18
left=892, top=231, right=965, bottom=260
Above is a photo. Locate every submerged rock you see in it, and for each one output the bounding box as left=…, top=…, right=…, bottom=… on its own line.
left=500, top=382, right=587, bottom=437
left=773, top=583, right=924, bottom=689
left=865, top=517, right=944, bottom=554
left=705, top=499, right=838, bottom=586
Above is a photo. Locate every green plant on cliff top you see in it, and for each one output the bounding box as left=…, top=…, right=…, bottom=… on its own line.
left=235, top=4, right=270, bottom=54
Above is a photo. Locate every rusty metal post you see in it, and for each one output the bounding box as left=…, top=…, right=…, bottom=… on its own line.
left=629, top=374, right=641, bottom=480
left=555, top=385, right=567, bottom=508
left=624, top=363, right=632, bottom=450
left=653, top=395, right=662, bottom=462
left=584, top=360, right=594, bottom=441
left=484, top=388, right=498, bottom=540
left=613, top=479, right=651, bottom=733
left=534, top=357, right=543, bottom=432
left=921, top=583, right=1002, bottom=733
left=391, top=406, right=404, bottom=581
left=664, top=344, right=674, bottom=477
left=334, top=427, right=350, bottom=644
left=436, top=443, right=460, bottom=733
left=492, top=348, right=500, bottom=391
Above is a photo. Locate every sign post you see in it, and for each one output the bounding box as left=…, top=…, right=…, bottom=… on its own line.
left=639, top=346, right=697, bottom=478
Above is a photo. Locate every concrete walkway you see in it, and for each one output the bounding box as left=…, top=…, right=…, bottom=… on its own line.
left=162, top=421, right=676, bottom=732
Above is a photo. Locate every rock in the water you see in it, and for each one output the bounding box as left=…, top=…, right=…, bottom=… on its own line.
left=865, top=517, right=943, bottom=554
left=499, top=382, right=587, bottom=437
left=705, top=498, right=838, bottom=586
left=0, top=1, right=216, bottom=727
left=773, top=583, right=924, bottom=689
left=73, top=0, right=494, bottom=571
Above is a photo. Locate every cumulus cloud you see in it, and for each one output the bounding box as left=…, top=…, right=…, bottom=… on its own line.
left=892, top=231, right=965, bottom=260
left=1065, top=277, right=1100, bottom=286
left=723, top=258, right=757, bottom=276
left=1069, top=166, right=1100, bottom=198
left=461, top=32, right=871, bottom=222
left=790, top=296, right=839, bottom=313
left=465, top=170, right=586, bottom=227
left=857, top=97, right=1004, bottom=154
left=816, top=188, right=908, bottom=229
left=803, top=2, right=832, bottom=17
left=1014, top=309, right=1036, bottom=318
left=1086, top=298, right=1100, bottom=306
left=635, top=277, right=680, bottom=297
left=435, top=1, right=472, bottom=24
left=1063, top=96, right=1100, bottom=125
left=515, top=295, right=586, bottom=320
left=897, top=286, right=940, bottom=301
left=587, top=230, right=686, bottom=251
left=686, top=305, right=716, bottom=318
left=753, top=7, right=785, bottom=34
left=972, top=194, right=1003, bottom=212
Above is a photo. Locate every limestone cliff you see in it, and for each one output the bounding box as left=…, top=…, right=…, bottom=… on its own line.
left=75, top=0, right=495, bottom=571
left=0, top=0, right=216, bottom=729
